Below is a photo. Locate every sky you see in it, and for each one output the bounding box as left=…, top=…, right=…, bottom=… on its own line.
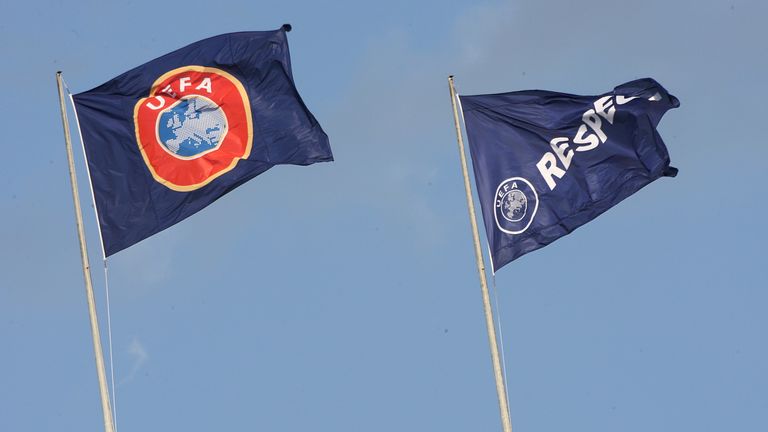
left=1, top=0, right=767, bottom=431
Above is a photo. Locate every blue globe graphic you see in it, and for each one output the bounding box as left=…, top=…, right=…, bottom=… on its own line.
left=502, top=189, right=527, bottom=222
left=158, top=96, right=228, bottom=157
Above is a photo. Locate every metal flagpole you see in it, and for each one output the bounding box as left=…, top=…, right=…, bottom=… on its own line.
left=56, top=71, right=116, bottom=432
left=448, top=75, right=513, bottom=432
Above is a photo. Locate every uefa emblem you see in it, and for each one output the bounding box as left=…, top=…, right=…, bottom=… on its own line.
left=494, top=177, right=538, bottom=235
left=134, top=66, right=253, bottom=191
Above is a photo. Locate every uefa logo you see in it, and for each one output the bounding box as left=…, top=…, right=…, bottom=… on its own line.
left=134, top=66, right=253, bottom=191
left=494, top=177, right=538, bottom=235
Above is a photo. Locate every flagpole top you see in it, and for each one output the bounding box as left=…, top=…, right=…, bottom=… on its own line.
left=282, top=23, right=292, bottom=32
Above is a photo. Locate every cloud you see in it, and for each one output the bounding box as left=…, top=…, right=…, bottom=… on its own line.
left=119, top=337, right=148, bottom=385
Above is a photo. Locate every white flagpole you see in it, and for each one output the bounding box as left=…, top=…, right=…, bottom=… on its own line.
left=56, top=71, right=116, bottom=432
left=448, top=75, right=513, bottom=432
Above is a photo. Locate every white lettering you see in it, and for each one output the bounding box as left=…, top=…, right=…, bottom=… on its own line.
left=535, top=90, right=648, bottom=187
left=582, top=109, right=607, bottom=143
left=536, top=152, right=566, bottom=190
left=195, top=77, right=212, bottom=93
left=594, top=96, right=615, bottom=124
left=161, top=85, right=178, bottom=99
left=573, top=124, right=600, bottom=152
left=549, top=137, right=573, bottom=170
left=179, top=77, right=192, bottom=92
left=146, top=96, right=165, bottom=110
left=616, top=95, right=639, bottom=105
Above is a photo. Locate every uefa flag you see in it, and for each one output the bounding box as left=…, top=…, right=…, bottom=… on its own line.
left=72, top=27, right=333, bottom=256
left=460, top=78, right=678, bottom=272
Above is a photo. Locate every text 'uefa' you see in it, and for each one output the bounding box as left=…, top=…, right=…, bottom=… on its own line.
left=145, top=76, right=214, bottom=110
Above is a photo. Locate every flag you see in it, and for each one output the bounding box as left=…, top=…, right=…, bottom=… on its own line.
left=72, top=26, right=333, bottom=256
left=459, top=78, right=678, bottom=272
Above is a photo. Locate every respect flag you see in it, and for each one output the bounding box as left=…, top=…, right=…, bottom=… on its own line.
left=459, top=78, right=678, bottom=272
left=72, top=27, right=333, bottom=256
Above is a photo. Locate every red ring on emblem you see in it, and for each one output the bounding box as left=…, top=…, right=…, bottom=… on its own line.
left=134, top=66, right=253, bottom=191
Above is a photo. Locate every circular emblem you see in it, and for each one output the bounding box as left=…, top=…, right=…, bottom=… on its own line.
left=494, top=177, right=538, bottom=235
left=157, top=96, right=228, bottom=158
left=134, top=66, right=252, bottom=191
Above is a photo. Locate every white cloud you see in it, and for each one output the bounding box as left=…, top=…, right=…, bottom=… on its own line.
left=119, top=337, right=148, bottom=385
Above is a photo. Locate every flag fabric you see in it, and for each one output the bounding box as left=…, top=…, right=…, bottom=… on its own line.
left=459, top=78, right=678, bottom=272
left=73, top=27, right=333, bottom=256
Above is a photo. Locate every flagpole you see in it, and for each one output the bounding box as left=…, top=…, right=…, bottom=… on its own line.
left=56, top=71, right=116, bottom=432
left=448, top=75, right=513, bottom=432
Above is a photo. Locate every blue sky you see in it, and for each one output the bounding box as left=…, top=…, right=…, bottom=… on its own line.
left=2, top=0, right=767, bottom=431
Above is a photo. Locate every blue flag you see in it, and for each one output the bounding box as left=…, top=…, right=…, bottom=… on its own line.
left=73, top=27, right=333, bottom=256
left=459, top=78, right=678, bottom=272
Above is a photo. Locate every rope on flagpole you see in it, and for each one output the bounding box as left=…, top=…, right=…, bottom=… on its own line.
left=102, top=258, right=118, bottom=431
left=490, top=272, right=511, bottom=408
